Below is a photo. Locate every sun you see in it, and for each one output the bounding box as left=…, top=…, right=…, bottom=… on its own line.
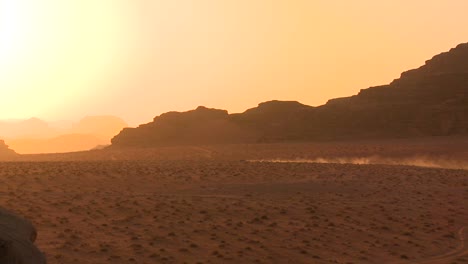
left=0, top=0, right=35, bottom=71
left=0, top=0, right=38, bottom=115
left=0, top=0, right=133, bottom=119
left=0, top=0, right=68, bottom=117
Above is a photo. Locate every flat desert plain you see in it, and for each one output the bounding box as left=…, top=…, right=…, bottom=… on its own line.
left=1, top=138, right=468, bottom=263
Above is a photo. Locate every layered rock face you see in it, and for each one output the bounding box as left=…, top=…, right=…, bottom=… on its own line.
left=317, top=42, right=468, bottom=138
left=112, top=43, right=468, bottom=147
left=0, top=208, right=46, bottom=263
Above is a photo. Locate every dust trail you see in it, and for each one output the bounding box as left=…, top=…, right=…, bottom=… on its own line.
left=250, top=156, right=468, bottom=170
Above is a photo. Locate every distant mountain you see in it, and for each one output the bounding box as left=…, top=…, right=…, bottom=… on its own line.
left=7, top=134, right=109, bottom=154
left=111, top=42, right=467, bottom=147
left=1, top=116, right=128, bottom=154
left=0, top=118, right=58, bottom=139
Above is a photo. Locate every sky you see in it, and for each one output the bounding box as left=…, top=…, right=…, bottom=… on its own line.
left=0, top=0, right=468, bottom=126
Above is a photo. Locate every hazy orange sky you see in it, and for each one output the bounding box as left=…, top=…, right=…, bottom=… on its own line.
left=1, top=0, right=468, bottom=126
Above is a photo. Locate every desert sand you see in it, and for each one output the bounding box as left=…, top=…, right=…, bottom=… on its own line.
left=0, top=138, right=467, bottom=263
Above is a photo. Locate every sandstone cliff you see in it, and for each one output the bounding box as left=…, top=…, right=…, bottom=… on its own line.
left=111, top=43, right=468, bottom=147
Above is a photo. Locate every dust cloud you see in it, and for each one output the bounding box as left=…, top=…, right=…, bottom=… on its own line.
left=251, top=156, right=468, bottom=170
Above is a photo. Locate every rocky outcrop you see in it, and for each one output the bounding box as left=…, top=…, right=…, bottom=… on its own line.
left=112, top=106, right=255, bottom=147
left=314, top=42, right=468, bottom=138
left=0, top=140, right=17, bottom=159
left=230, top=101, right=315, bottom=142
left=0, top=208, right=46, bottom=263
left=111, top=43, right=468, bottom=147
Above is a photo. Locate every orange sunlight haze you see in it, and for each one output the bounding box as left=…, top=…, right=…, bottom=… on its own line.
left=0, top=0, right=467, bottom=125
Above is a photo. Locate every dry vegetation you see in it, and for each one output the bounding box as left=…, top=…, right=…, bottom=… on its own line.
left=1, top=138, right=468, bottom=263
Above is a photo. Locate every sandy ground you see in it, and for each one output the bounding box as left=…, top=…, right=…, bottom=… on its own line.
left=1, top=138, right=468, bottom=263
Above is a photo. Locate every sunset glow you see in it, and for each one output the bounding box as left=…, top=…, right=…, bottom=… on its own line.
left=0, top=0, right=133, bottom=118
left=1, top=0, right=468, bottom=125
left=0, top=1, right=467, bottom=263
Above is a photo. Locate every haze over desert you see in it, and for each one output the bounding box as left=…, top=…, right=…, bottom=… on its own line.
left=1, top=1, right=468, bottom=263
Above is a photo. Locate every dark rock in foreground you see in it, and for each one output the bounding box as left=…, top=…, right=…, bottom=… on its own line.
left=0, top=208, right=46, bottom=263
left=111, top=43, right=468, bottom=147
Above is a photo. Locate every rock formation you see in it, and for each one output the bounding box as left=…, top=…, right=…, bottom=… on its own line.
left=313, top=43, right=468, bottom=138
left=0, top=208, right=46, bottom=263
left=111, top=106, right=253, bottom=147
left=0, top=140, right=17, bottom=159
left=111, top=43, right=468, bottom=147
